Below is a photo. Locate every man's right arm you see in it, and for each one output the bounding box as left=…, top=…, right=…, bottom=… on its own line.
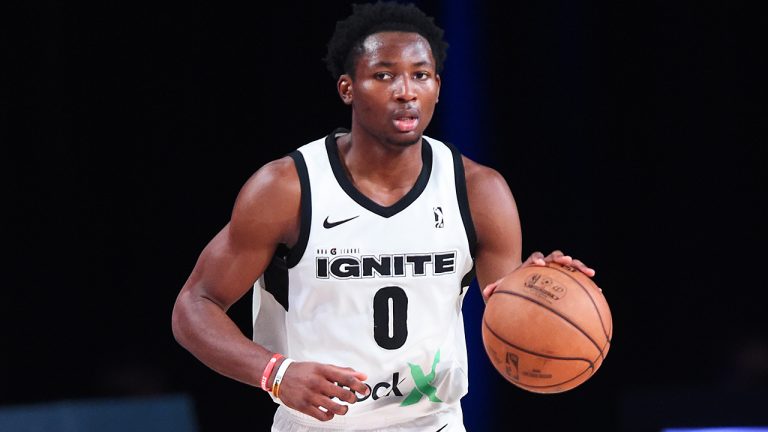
left=171, top=156, right=369, bottom=422
left=171, top=157, right=300, bottom=388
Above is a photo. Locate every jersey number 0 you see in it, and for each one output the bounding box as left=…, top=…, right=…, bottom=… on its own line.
left=373, top=286, right=408, bottom=350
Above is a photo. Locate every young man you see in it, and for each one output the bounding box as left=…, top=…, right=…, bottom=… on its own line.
left=172, top=2, right=595, bottom=431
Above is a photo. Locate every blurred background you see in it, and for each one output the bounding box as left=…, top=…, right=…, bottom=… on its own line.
left=3, top=0, right=766, bottom=431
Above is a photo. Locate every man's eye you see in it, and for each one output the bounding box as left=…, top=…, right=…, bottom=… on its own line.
left=415, top=71, right=430, bottom=80
left=375, top=72, right=393, bottom=80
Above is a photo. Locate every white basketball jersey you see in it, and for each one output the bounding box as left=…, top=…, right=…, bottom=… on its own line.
left=253, top=128, right=477, bottom=429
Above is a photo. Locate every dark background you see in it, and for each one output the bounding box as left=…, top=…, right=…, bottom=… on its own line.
left=4, top=1, right=766, bottom=431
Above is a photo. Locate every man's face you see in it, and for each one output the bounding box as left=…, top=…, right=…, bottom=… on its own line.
left=341, top=31, right=441, bottom=147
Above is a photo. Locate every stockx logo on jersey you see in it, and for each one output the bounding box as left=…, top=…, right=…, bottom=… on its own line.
left=401, top=350, right=443, bottom=406
left=342, top=351, right=444, bottom=407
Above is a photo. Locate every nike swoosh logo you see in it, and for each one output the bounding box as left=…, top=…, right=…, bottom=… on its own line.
left=323, top=215, right=359, bottom=229
left=436, top=424, right=448, bottom=432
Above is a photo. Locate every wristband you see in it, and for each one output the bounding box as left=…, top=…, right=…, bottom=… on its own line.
left=260, top=353, right=284, bottom=392
left=272, top=358, right=294, bottom=399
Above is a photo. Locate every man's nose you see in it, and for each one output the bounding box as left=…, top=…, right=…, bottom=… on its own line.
left=393, top=75, right=417, bottom=101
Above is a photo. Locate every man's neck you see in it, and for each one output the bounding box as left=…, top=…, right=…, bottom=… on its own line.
left=335, top=130, right=424, bottom=207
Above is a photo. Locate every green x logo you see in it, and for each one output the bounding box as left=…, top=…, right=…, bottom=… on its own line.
left=400, top=350, right=443, bottom=406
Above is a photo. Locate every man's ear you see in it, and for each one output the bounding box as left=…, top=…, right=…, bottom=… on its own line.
left=338, top=74, right=353, bottom=105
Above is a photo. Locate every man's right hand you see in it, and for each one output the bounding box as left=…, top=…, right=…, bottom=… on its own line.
left=275, top=361, right=370, bottom=422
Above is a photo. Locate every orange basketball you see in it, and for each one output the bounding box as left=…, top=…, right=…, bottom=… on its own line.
left=482, top=261, right=612, bottom=393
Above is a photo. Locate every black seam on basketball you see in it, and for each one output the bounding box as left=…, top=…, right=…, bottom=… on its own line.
left=593, top=343, right=609, bottom=367
left=600, top=339, right=611, bottom=355
left=492, top=290, right=606, bottom=361
left=549, top=264, right=612, bottom=342
left=548, top=264, right=611, bottom=340
left=482, top=317, right=594, bottom=364
left=483, top=318, right=594, bottom=389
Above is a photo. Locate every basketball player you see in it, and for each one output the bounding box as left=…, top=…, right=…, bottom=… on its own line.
left=171, top=2, right=595, bottom=431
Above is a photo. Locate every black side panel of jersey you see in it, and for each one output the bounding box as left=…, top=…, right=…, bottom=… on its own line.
left=287, top=150, right=311, bottom=268
left=263, top=244, right=290, bottom=311
left=261, top=150, right=311, bottom=311
left=447, top=142, right=478, bottom=291
left=446, top=142, right=478, bottom=256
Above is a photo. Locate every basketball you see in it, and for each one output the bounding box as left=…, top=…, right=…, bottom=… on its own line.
left=482, top=261, right=612, bottom=393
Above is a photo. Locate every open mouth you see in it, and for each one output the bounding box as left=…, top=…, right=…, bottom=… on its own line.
left=393, top=116, right=419, bottom=132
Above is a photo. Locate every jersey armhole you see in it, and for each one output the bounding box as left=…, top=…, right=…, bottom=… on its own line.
left=446, top=142, right=478, bottom=258
left=447, top=142, right=478, bottom=292
left=286, top=150, right=311, bottom=268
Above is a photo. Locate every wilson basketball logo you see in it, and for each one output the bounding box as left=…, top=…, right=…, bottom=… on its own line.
left=523, top=272, right=567, bottom=302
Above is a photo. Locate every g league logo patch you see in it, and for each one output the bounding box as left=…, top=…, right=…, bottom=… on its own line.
left=433, top=206, right=444, bottom=228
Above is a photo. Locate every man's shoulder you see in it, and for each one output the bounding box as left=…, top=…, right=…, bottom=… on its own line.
left=235, top=156, right=301, bottom=209
left=460, top=156, right=509, bottom=200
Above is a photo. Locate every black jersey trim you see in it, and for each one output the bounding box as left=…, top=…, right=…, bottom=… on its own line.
left=325, top=128, right=433, bottom=219
left=262, top=244, right=290, bottom=311
left=446, top=142, right=478, bottom=258
left=261, top=151, right=310, bottom=311
left=287, top=150, right=311, bottom=268
left=451, top=141, right=477, bottom=294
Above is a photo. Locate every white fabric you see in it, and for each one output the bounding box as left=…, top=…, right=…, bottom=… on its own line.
left=254, top=131, right=474, bottom=429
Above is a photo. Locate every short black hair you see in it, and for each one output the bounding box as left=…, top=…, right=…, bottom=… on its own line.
left=324, top=1, right=449, bottom=79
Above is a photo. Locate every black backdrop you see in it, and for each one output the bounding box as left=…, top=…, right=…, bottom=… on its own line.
left=4, top=1, right=766, bottom=431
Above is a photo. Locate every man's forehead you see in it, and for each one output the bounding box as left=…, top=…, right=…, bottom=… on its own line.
left=360, top=31, right=433, bottom=61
